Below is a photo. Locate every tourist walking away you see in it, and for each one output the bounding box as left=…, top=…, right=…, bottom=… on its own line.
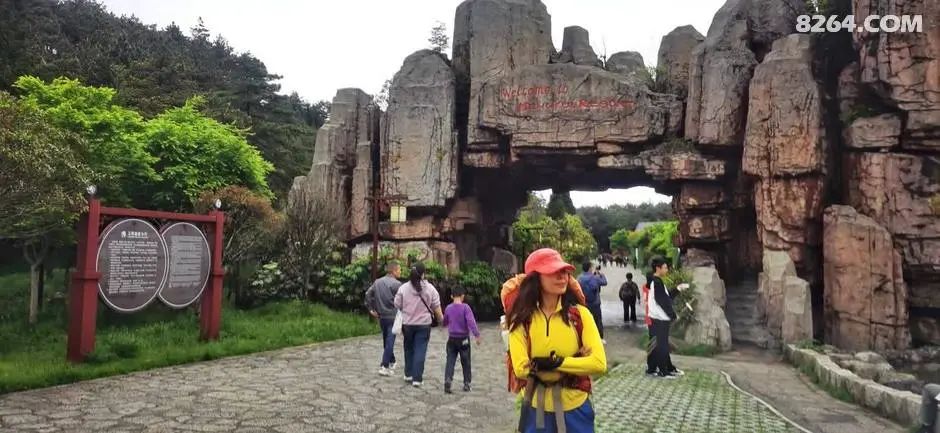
left=442, top=286, right=481, bottom=393
left=393, top=262, right=443, bottom=387
left=503, top=248, right=607, bottom=433
left=578, top=262, right=607, bottom=342
left=365, top=261, right=402, bottom=376
left=917, top=383, right=940, bottom=433
left=645, top=256, right=687, bottom=378
left=619, top=273, right=639, bottom=324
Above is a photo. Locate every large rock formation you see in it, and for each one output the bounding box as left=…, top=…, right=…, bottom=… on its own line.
left=853, top=0, right=940, bottom=150
left=606, top=51, right=649, bottom=82
left=686, top=0, right=805, bottom=146
left=657, top=25, right=704, bottom=97
left=844, top=153, right=940, bottom=334
left=757, top=250, right=812, bottom=344
left=684, top=266, right=733, bottom=351
left=291, top=88, right=375, bottom=237
left=478, top=63, right=682, bottom=149
left=382, top=50, right=458, bottom=208
left=301, top=0, right=938, bottom=354
left=555, top=26, right=602, bottom=67
left=744, top=34, right=826, bottom=276
left=824, top=205, right=910, bottom=351
left=453, top=0, right=554, bottom=149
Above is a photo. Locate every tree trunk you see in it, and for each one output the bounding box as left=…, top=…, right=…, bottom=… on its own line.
left=23, top=238, right=49, bottom=325
left=28, top=263, right=40, bottom=324
left=37, top=263, right=45, bottom=312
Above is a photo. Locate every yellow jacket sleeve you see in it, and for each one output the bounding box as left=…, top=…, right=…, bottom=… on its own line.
left=508, top=325, right=532, bottom=378
left=557, top=305, right=607, bottom=376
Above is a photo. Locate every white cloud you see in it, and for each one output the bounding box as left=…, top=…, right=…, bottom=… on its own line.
left=99, top=0, right=726, bottom=103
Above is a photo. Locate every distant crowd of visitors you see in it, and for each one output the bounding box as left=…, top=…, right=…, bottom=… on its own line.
left=363, top=250, right=687, bottom=432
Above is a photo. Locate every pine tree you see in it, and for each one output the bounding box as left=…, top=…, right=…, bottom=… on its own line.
left=428, top=21, right=449, bottom=54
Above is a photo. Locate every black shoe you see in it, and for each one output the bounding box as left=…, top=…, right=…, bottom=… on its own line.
left=463, top=383, right=472, bottom=392
left=444, top=382, right=452, bottom=394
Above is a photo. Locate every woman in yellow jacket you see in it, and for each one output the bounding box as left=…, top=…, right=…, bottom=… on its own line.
left=506, top=248, right=607, bottom=433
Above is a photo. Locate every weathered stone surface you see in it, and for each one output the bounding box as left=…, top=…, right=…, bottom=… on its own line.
left=352, top=240, right=460, bottom=272
left=555, top=26, right=602, bottom=67
left=684, top=266, right=733, bottom=351
left=757, top=250, right=801, bottom=341
left=598, top=150, right=726, bottom=181
left=378, top=217, right=439, bottom=240
left=463, top=151, right=504, bottom=168
left=596, top=143, right=624, bottom=155
left=855, top=351, right=888, bottom=364
left=489, top=247, right=519, bottom=274
left=838, top=62, right=861, bottom=115
left=350, top=143, right=373, bottom=238
left=782, top=275, right=813, bottom=344
left=686, top=0, right=805, bottom=146
left=844, top=152, right=940, bottom=281
left=454, top=0, right=554, bottom=147
left=677, top=183, right=727, bottom=211
left=744, top=34, right=826, bottom=176
left=688, top=48, right=756, bottom=146
left=657, top=25, right=704, bottom=98
left=844, top=114, right=902, bottom=149
left=911, top=316, right=940, bottom=345
left=382, top=50, right=457, bottom=208
left=291, top=89, right=374, bottom=223
left=854, top=0, right=940, bottom=145
left=677, top=213, right=732, bottom=243
left=753, top=176, right=826, bottom=268
left=479, top=63, right=681, bottom=148
left=312, top=88, right=374, bottom=170
left=905, top=110, right=940, bottom=150
left=681, top=248, right=716, bottom=267
left=606, top=51, right=649, bottom=81
left=823, top=205, right=909, bottom=351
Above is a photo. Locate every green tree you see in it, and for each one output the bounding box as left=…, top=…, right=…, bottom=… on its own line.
left=0, top=91, right=92, bottom=324
left=13, top=76, right=157, bottom=206
left=428, top=21, right=449, bottom=54
left=195, top=186, right=282, bottom=308
left=609, top=228, right=631, bottom=255
left=143, top=96, right=274, bottom=210
left=546, top=190, right=576, bottom=219
left=0, top=0, right=328, bottom=202
left=578, top=201, right=673, bottom=252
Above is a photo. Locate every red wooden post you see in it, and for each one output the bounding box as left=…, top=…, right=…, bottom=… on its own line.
left=200, top=209, right=225, bottom=341
left=67, top=197, right=101, bottom=362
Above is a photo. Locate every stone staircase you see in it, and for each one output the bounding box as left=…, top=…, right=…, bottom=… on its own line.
left=725, top=280, right=779, bottom=350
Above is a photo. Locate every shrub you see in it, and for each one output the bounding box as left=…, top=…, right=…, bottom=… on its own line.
left=452, top=261, right=506, bottom=320
left=663, top=268, right=697, bottom=333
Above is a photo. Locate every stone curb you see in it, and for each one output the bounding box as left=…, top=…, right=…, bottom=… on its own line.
left=783, top=344, right=919, bottom=427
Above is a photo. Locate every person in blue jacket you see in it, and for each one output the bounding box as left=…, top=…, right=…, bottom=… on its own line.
left=577, top=261, right=607, bottom=343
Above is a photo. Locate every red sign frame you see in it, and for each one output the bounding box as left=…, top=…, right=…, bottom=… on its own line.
left=66, top=197, right=225, bottom=363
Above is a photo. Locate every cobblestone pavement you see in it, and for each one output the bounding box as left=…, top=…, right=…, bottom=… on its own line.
left=0, top=267, right=910, bottom=433
left=0, top=327, right=517, bottom=433
left=595, top=365, right=795, bottom=433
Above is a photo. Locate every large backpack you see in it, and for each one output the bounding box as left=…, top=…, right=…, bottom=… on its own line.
left=500, top=274, right=591, bottom=393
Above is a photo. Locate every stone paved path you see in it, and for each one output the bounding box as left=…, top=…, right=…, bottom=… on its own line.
left=0, top=266, right=911, bottom=432
left=596, top=365, right=796, bottom=433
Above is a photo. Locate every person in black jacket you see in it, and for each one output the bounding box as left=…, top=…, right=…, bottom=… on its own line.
left=619, top=273, right=639, bottom=324
left=644, top=256, right=686, bottom=379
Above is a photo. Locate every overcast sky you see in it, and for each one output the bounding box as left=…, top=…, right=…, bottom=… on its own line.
left=99, top=0, right=727, bottom=207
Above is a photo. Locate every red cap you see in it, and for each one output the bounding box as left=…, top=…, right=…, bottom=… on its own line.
left=524, top=248, right=575, bottom=275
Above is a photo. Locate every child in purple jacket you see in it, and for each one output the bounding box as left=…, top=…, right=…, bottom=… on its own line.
left=442, top=286, right=482, bottom=393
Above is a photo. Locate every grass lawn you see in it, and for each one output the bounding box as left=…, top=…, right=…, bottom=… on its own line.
left=0, top=267, right=378, bottom=394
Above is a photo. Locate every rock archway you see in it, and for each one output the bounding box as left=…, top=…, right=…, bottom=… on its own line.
left=293, top=0, right=940, bottom=352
